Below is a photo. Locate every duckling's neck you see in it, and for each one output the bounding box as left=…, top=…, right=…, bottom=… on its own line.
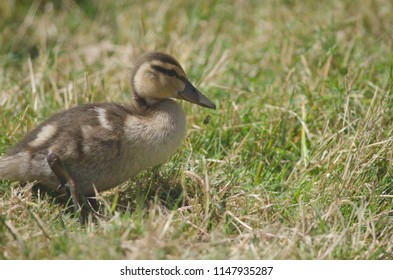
left=132, top=91, right=171, bottom=109
left=133, top=92, right=149, bottom=108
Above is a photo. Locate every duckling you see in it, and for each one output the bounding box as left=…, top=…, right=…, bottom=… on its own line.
left=0, top=52, right=215, bottom=219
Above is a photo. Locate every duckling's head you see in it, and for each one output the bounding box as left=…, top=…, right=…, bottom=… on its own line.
left=132, top=52, right=216, bottom=109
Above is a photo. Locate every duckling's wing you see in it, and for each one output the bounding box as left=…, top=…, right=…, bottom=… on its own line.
left=0, top=103, right=133, bottom=184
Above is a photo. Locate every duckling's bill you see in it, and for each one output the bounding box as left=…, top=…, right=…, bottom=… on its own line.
left=178, top=81, right=216, bottom=109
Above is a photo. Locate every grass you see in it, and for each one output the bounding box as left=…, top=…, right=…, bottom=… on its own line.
left=0, top=0, right=392, bottom=259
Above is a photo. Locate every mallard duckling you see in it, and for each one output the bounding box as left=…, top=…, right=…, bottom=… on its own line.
left=0, top=52, right=215, bottom=219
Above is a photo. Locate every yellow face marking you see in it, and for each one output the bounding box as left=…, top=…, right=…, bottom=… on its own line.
left=28, top=123, right=57, bottom=148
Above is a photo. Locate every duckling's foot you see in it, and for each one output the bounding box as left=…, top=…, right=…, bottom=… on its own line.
left=46, top=152, right=90, bottom=224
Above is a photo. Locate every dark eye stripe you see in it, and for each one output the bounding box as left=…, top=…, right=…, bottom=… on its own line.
left=152, top=65, right=179, bottom=78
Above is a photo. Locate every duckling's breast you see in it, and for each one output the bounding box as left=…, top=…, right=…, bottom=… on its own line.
left=93, top=99, right=186, bottom=192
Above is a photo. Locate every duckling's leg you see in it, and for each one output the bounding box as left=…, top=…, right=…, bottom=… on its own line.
left=46, top=152, right=89, bottom=224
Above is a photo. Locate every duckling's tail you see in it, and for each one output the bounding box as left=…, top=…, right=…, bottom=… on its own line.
left=0, top=153, right=27, bottom=180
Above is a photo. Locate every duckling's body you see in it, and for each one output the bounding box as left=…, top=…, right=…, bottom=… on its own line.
left=2, top=100, right=185, bottom=196
left=0, top=52, right=215, bottom=213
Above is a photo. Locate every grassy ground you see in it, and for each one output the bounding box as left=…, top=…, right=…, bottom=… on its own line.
left=0, top=0, right=392, bottom=259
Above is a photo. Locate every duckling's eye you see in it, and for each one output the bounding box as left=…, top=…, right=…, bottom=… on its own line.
left=167, top=69, right=177, bottom=77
